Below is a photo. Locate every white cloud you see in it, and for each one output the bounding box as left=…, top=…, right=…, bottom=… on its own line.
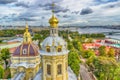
left=60, top=0, right=94, bottom=11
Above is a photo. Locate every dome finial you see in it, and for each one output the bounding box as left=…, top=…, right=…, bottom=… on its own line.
left=25, top=21, right=29, bottom=32
left=52, top=2, right=55, bottom=15
left=23, top=22, right=32, bottom=43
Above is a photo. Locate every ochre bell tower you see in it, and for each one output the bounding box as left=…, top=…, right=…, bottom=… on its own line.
left=40, top=3, right=69, bottom=80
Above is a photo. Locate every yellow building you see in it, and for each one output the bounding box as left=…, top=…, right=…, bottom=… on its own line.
left=40, top=3, right=69, bottom=80
left=10, top=23, right=41, bottom=80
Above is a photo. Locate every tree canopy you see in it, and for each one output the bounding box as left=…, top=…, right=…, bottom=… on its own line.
left=68, top=50, right=81, bottom=76
left=0, top=48, right=10, bottom=69
left=98, top=46, right=106, bottom=56
left=0, top=65, right=4, bottom=78
left=87, top=56, right=120, bottom=80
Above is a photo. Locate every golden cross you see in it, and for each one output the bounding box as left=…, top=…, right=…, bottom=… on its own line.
left=52, top=2, right=55, bottom=13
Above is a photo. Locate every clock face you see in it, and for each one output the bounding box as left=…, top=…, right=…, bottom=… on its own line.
left=23, top=49, right=27, bottom=54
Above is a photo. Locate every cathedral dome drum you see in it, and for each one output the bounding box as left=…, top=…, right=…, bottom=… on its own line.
left=41, top=36, right=67, bottom=51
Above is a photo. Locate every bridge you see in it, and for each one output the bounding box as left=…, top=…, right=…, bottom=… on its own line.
left=102, top=31, right=120, bottom=35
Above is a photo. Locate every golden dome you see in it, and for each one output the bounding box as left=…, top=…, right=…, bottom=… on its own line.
left=49, top=14, right=59, bottom=28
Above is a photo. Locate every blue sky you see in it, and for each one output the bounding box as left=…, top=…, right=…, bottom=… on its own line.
left=0, top=0, right=120, bottom=26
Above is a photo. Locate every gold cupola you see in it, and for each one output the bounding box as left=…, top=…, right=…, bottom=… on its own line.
left=49, top=3, right=59, bottom=28
left=49, top=14, right=59, bottom=28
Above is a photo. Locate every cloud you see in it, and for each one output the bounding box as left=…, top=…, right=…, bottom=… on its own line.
left=102, top=1, right=120, bottom=8
left=63, top=15, right=70, bottom=18
left=40, top=3, right=70, bottom=13
left=96, top=0, right=118, bottom=3
left=71, top=11, right=79, bottom=14
left=19, top=17, right=37, bottom=21
left=0, top=0, right=17, bottom=4
left=80, top=7, right=93, bottom=15
left=12, top=17, right=37, bottom=21
left=56, top=14, right=60, bottom=17
left=0, top=0, right=120, bottom=26
left=15, top=2, right=29, bottom=8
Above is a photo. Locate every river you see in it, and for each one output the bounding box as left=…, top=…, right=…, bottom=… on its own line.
left=77, top=28, right=120, bottom=40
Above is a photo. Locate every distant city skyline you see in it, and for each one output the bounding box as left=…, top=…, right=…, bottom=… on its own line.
left=0, top=0, right=120, bottom=26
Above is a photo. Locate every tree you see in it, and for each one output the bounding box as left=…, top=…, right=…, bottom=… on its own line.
left=72, top=39, right=78, bottom=49
left=77, top=42, right=84, bottom=53
left=86, top=38, right=93, bottom=43
left=0, top=40, right=2, bottom=43
left=80, top=36, right=86, bottom=43
left=0, top=48, right=10, bottom=69
left=32, top=34, right=43, bottom=48
left=67, top=42, right=75, bottom=50
left=72, top=40, right=83, bottom=49
left=86, top=56, right=96, bottom=72
left=107, top=48, right=115, bottom=57
left=0, top=56, right=3, bottom=65
left=98, top=46, right=106, bottom=56
left=0, top=65, right=4, bottom=78
left=82, top=49, right=95, bottom=58
left=90, top=56, right=120, bottom=80
left=68, top=50, right=81, bottom=76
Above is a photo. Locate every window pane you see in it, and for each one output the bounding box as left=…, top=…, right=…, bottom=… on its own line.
left=57, top=64, right=62, bottom=74
left=46, top=47, right=50, bottom=52
left=47, top=64, right=51, bottom=75
left=23, top=49, right=27, bottom=54
left=58, top=48, right=61, bottom=52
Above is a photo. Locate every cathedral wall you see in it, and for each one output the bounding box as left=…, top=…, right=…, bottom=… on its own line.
left=10, top=55, right=41, bottom=80
left=42, top=54, right=68, bottom=80
left=11, top=56, right=40, bottom=64
left=10, top=68, right=17, bottom=78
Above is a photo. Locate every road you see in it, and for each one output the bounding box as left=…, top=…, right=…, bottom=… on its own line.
left=80, top=64, right=93, bottom=80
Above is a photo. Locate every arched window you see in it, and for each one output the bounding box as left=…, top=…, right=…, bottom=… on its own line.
left=51, top=29, right=55, bottom=34
left=57, top=64, right=62, bottom=75
left=57, top=46, right=62, bottom=52
left=66, top=62, right=68, bottom=71
left=46, top=46, right=50, bottom=52
left=23, top=49, right=27, bottom=54
left=58, top=48, right=61, bottom=52
left=47, top=64, right=51, bottom=75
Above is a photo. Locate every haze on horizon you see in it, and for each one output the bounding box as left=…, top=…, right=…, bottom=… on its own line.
left=0, top=0, right=120, bottom=26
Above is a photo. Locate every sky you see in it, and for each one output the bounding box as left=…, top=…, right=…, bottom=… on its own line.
left=0, top=0, right=120, bottom=26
